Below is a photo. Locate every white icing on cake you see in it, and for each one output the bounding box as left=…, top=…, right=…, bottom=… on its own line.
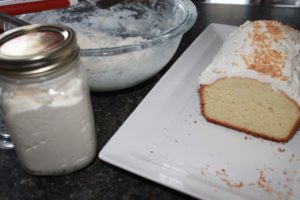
left=199, top=20, right=300, bottom=105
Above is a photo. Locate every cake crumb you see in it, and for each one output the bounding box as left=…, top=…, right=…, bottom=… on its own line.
left=221, top=178, right=244, bottom=189
left=278, top=147, right=285, bottom=152
left=216, top=169, right=244, bottom=189
left=287, top=189, right=293, bottom=197
left=257, top=171, right=273, bottom=193
left=288, top=154, right=295, bottom=162
left=232, top=62, right=238, bottom=66
left=200, top=171, right=206, bottom=176
left=244, top=136, right=252, bottom=140
left=200, top=164, right=210, bottom=176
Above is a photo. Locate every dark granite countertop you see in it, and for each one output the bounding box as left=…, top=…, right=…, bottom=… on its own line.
left=0, top=2, right=299, bottom=200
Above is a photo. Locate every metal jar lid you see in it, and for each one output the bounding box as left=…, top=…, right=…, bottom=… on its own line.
left=0, top=24, right=79, bottom=78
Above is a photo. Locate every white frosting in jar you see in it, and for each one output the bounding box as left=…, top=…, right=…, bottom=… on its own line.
left=199, top=20, right=300, bottom=105
left=1, top=76, right=97, bottom=175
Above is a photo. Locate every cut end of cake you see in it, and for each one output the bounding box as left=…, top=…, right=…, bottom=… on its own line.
left=199, top=78, right=300, bottom=143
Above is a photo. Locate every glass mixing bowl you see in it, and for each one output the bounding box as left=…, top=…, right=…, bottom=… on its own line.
left=4, top=0, right=197, bottom=91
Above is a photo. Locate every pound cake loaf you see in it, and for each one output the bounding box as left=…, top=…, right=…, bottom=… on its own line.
left=199, top=20, right=300, bottom=142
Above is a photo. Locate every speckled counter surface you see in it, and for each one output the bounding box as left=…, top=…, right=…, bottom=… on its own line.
left=1, top=2, right=300, bottom=200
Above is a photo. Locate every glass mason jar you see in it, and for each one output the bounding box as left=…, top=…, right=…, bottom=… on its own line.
left=0, top=24, right=97, bottom=175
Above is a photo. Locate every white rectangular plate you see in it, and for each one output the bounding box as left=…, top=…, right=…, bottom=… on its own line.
left=99, top=24, right=300, bottom=200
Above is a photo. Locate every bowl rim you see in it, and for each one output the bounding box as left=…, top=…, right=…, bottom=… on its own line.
left=80, top=0, right=198, bottom=57
left=3, top=0, right=198, bottom=57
